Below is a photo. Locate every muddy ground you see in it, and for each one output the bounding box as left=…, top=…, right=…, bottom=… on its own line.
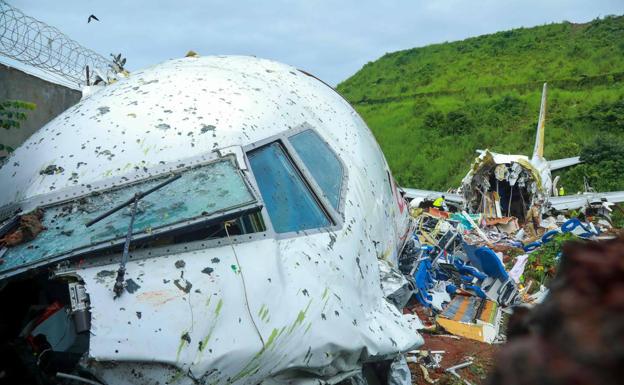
left=408, top=333, right=499, bottom=385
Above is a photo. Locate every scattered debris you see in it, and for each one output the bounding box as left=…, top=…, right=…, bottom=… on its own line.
left=173, top=278, right=192, bottom=293
left=0, top=209, right=45, bottom=247
left=124, top=279, right=141, bottom=294
left=446, top=360, right=474, bottom=385
left=395, top=197, right=618, bottom=383
left=436, top=297, right=501, bottom=343
left=418, top=364, right=436, bottom=384
left=97, top=106, right=110, bottom=115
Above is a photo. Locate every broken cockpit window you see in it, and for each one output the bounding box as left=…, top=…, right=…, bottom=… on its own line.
left=248, top=142, right=331, bottom=233
left=0, top=155, right=263, bottom=278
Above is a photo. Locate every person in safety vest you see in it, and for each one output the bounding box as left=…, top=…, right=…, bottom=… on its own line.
left=433, top=195, right=448, bottom=211
left=558, top=185, right=565, bottom=196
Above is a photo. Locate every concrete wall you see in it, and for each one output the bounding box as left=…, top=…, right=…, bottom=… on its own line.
left=0, top=63, right=81, bottom=154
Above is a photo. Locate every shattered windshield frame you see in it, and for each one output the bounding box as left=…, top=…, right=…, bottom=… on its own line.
left=0, top=154, right=262, bottom=279
left=244, top=123, right=347, bottom=236
left=248, top=141, right=332, bottom=233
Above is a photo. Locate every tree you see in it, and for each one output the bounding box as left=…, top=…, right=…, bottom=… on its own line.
left=0, top=99, right=36, bottom=154
left=558, top=136, right=624, bottom=192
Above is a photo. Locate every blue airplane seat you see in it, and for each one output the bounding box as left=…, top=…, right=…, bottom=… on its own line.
left=561, top=218, right=599, bottom=237
left=524, top=241, right=542, bottom=252
left=473, top=246, right=510, bottom=282
left=414, top=259, right=434, bottom=307
left=461, top=242, right=484, bottom=272
left=464, top=284, right=487, bottom=299
left=453, top=258, right=487, bottom=281
left=541, top=229, right=560, bottom=243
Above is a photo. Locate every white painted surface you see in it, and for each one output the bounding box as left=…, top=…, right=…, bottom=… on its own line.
left=0, top=55, right=421, bottom=384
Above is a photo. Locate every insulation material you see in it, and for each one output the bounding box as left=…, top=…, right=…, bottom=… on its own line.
left=485, top=217, right=520, bottom=234
left=509, top=254, right=530, bottom=284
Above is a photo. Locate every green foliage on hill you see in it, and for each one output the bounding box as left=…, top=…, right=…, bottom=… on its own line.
left=0, top=99, right=36, bottom=155
left=337, top=15, right=624, bottom=192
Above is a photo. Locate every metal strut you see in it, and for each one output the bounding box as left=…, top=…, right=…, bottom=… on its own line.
left=113, top=194, right=139, bottom=298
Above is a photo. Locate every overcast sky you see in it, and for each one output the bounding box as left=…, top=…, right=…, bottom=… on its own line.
left=8, top=0, right=624, bottom=85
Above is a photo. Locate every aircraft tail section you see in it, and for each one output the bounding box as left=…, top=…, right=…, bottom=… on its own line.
left=532, top=83, right=548, bottom=160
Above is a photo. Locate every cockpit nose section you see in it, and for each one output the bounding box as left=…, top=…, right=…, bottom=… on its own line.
left=0, top=55, right=419, bottom=384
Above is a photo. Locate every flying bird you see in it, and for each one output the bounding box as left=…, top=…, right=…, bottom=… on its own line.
left=87, top=14, right=99, bottom=23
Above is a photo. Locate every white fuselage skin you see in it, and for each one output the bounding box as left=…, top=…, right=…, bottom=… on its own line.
left=0, top=56, right=420, bottom=384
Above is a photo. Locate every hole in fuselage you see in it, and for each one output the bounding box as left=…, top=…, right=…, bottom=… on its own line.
left=488, top=173, right=531, bottom=219
left=465, top=162, right=534, bottom=221
left=0, top=272, right=91, bottom=384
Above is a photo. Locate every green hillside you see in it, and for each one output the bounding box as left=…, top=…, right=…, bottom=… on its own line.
left=337, top=15, right=624, bottom=193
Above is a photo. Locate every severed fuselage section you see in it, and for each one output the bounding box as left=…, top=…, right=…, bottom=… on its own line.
left=460, top=151, right=551, bottom=220
left=0, top=56, right=420, bottom=385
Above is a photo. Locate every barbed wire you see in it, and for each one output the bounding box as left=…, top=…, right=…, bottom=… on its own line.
left=0, top=0, right=112, bottom=87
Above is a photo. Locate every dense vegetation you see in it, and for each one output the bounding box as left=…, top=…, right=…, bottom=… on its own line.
left=337, top=15, right=624, bottom=193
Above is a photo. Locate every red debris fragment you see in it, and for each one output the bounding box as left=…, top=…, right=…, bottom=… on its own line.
left=0, top=209, right=45, bottom=247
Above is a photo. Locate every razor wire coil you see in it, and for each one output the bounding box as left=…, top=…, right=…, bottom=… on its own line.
left=0, top=0, right=111, bottom=86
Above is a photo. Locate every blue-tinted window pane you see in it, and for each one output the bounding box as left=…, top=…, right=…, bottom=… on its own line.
left=289, top=130, right=343, bottom=210
left=248, top=143, right=330, bottom=233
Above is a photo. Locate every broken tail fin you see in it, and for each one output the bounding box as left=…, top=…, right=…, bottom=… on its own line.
left=532, top=83, right=548, bottom=160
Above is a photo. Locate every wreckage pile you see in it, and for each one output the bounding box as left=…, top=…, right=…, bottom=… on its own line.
left=390, top=203, right=620, bottom=384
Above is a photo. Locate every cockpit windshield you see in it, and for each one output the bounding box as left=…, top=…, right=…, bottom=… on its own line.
left=0, top=156, right=259, bottom=277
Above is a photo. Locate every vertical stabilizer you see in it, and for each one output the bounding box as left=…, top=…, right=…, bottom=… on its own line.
left=532, top=83, right=547, bottom=160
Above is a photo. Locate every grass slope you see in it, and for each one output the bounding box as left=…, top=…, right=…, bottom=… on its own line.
left=337, top=15, right=624, bottom=193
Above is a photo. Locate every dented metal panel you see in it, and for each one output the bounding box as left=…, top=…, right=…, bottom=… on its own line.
left=70, top=236, right=419, bottom=384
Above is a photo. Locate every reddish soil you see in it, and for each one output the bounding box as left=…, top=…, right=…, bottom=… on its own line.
left=409, top=334, right=500, bottom=385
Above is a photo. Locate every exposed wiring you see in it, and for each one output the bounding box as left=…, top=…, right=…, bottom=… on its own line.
left=224, top=221, right=266, bottom=348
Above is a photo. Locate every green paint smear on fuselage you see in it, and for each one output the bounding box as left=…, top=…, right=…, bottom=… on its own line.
left=230, top=299, right=314, bottom=382
left=176, top=332, right=189, bottom=362
left=198, top=298, right=224, bottom=353
left=214, top=298, right=224, bottom=316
